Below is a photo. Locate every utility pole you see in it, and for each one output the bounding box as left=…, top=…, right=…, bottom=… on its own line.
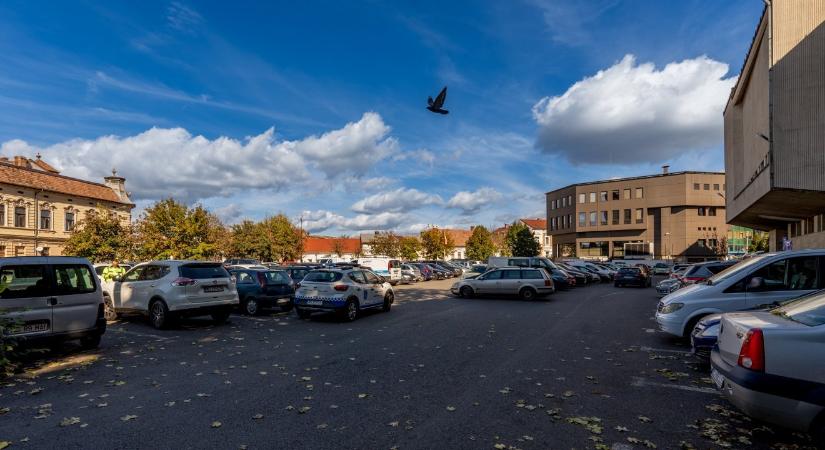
left=299, top=215, right=304, bottom=263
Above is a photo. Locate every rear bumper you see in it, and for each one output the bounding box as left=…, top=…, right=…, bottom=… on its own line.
left=710, top=349, right=823, bottom=432
left=294, top=295, right=347, bottom=312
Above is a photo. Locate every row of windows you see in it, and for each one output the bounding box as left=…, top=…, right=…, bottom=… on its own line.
left=550, top=188, right=643, bottom=210
left=697, top=207, right=717, bottom=216
left=549, top=195, right=574, bottom=210
left=0, top=205, right=76, bottom=231
left=550, top=208, right=645, bottom=230
left=694, top=183, right=724, bottom=191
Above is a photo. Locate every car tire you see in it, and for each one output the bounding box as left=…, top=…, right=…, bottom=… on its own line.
left=296, top=308, right=311, bottom=319
left=519, top=287, right=537, bottom=301
left=243, top=297, right=260, bottom=316
left=683, top=315, right=705, bottom=339
left=382, top=293, right=393, bottom=312
left=79, top=333, right=101, bottom=350
left=459, top=286, right=474, bottom=298
left=341, top=298, right=359, bottom=322
left=211, top=308, right=231, bottom=325
left=103, top=294, right=117, bottom=321
left=149, top=299, right=172, bottom=330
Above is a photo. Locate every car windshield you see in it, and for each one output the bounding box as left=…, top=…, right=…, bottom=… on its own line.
left=264, top=271, right=289, bottom=284
left=705, top=256, right=767, bottom=285
left=773, top=290, right=825, bottom=326
left=303, top=271, right=344, bottom=282
left=179, top=264, right=229, bottom=279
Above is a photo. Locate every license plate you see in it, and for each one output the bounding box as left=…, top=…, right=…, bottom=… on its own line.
left=306, top=300, right=323, bottom=306
left=11, top=322, right=49, bottom=334
left=710, top=369, right=725, bottom=389
left=203, top=286, right=223, bottom=293
left=276, top=298, right=290, bottom=305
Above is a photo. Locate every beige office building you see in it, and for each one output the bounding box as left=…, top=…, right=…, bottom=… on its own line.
left=724, top=0, right=825, bottom=250
left=546, top=170, right=728, bottom=262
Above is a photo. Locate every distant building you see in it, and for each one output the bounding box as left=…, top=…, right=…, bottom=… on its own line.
left=727, top=225, right=755, bottom=257
left=302, top=236, right=361, bottom=262
left=546, top=169, right=728, bottom=262
left=724, top=1, right=825, bottom=250
left=442, top=228, right=472, bottom=260
left=0, top=154, right=133, bottom=257
left=519, top=218, right=552, bottom=257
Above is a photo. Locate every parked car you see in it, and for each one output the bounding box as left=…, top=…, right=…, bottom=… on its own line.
left=487, top=256, right=557, bottom=272
left=229, top=268, right=295, bottom=315
left=104, top=261, right=239, bottom=329
left=656, top=277, right=682, bottom=296
left=422, top=260, right=462, bottom=277
left=426, top=263, right=454, bottom=279
left=613, top=267, right=651, bottom=287
left=652, top=262, right=671, bottom=275
left=357, top=258, right=403, bottom=285
left=557, top=263, right=591, bottom=285
left=656, top=250, right=825, bottom=338
left=410, top=263, right=434, bottom=281
left=550, top=268, right=575, bottom=289
left=461, top=265, right=489, bottom=280
left=710, top=291, right=825, bottom=445
left=451, top=267, right=555, bottom=301
left=0, top=257, right=106, bottom=349
left=224, top=258, right=261, bottom=267
left=400, top=264, right=422, bottom=282
left=681, top=260, right=737, bottom=284
left=567, top=261, right=612, bottom=282
left=293, top=268, right=394, bottom=321
left=275, top=265, right=320, bottom=285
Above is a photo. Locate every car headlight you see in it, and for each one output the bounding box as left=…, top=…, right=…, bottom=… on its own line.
left=699, top=323, right=720, bottom=337
left=659, top=302, right=684, bottom=314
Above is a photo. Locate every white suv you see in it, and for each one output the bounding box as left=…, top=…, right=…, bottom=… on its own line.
left=294, top=268, right=394, bottom=322
left=103, top=261, right=239, bottom=329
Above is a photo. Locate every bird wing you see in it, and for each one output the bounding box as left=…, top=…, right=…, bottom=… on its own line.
left=427, top=96, right=434, bottom=106
left=433, top=86, right=447, bottom=108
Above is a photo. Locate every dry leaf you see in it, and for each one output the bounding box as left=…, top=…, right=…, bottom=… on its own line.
left=211, top=421, right=222, bottom=428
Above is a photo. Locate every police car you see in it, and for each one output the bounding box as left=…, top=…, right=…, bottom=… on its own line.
left=294, top=268, right=394, bottom=322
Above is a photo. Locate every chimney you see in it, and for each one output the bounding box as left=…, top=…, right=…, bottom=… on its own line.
left=13, top=156, right=31, bottom=168
left=662, top=164, right=670, bottom=175
left=104, top=168, right=132, bottom=203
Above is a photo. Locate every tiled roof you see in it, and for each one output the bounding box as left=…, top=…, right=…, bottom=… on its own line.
left=442, top=228, right=472, bottom=247
left=303, top=236, right=361, bottom=254
left=520, top=218, right=547, bottom=230
left=0, top=161, right=130, bottom=205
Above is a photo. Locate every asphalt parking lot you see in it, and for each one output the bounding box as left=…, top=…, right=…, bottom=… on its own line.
left=0, top=278, right=816, bottom=449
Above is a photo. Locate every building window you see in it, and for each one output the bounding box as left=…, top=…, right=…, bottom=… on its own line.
left=578, top=212, right=586, bottom=227
left=600, top=211, right=608, bottom=225
left=40, top=209, right=51, bottom=230
left=550, top=200, right=555, bottom=210
left=568, top=214, right=573, bottom=228
left=709, top=207, right=717, bottom=216
left=693, top=183, right=700, bottom=190
left=713, top=184, right=720, bottom=191
left=65, top=212, right=75, bottom=231
left=14, top=206, right=26, bottom=228
left=600, top=191, right=607, bottom=202
left=40, top=247, right=49, bottom=256
left=703, top=183, right=710, bottom=190
left=589, top=211, right=597, bottom=226
left=635, top=187, right=643, bottom=199
left=568, top=195, right=572, bottom=206
left=612, top=210, right=619, bottom=225
left=611, top=190, right=619, bottom=200
left=623, top=209, right=631, bottom=224
left=635, top=208, right=644, bottom=223
left=589, top=192, right=596, bottom=203
left=0, top=205, right=4, bottom=226
left=709, top=239, right=718, bottom=249
left=578, top=193, right=585, bottom=204
left=561, top=197, right=566, bottom=208
left=697, top=239, right=707, bottom=248
left=623, top=189, right=630, bottom=200
left=698, top=207, right=706, bottom=216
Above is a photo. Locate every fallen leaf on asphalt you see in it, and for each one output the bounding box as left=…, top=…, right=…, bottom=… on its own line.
left=562, top=390, right=575, bottom=398
left=29, top=387, right=43, bottom=395
left=638, top=415, right=652, bottom=423
left=121, top=415, right=138, bottom=421
left=388, top=421, right=399, bottom=427
left=494, top=445, right=506, bottom=450
left=211, top=421, right=222, bottom=428
left=0, top=441, right=9, bottom=449
left=165, top=401, right=176, bottom=407
left=678, top=441, right=697, bottom=450
left=357, top=393, right=368, bottom=399
left=298, top=406, right=311, bottom=414
left=252, top=414, right=264, bottom=420
left=446, top=406, right=456, bottom=412
left=642, top=439, right=657, bottom=448
left=316, top=423, right=327, bottom=429
left=627, top=437, right=641, bottom=444
left=60, top=417, right=81, bottom=427
left=0, top=407, right=9, bottom=415
left=97, top=403, right=108, bottom=408
left=615, top=426, right=629, bottom=432
left=566, top=416, right=602, bottom=434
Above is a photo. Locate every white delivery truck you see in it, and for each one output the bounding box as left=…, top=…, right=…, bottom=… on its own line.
left=356, top=257, right=403, bottom=285
left=487, top=256, right=558, bottom=271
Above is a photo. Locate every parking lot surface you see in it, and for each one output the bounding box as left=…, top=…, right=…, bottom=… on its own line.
left=0, top=278, right=816, bottom=449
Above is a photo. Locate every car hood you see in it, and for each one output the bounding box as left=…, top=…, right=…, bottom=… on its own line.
left=661, top=283, right=708, bottom=304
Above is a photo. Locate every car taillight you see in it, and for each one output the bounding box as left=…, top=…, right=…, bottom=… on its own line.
left=544, top=279, right=553, bottom=287
left=171, top=277, right=196, bottom=286
left=334, top=284, right=349, bottom=291
left=737, top=328, right=765, bottom=372
left=257, top=272, right=267, bottom=287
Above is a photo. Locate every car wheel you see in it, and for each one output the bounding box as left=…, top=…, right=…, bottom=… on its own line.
left=296, top=308, right=311, bottom=319
left=459, top=286, right=474, bottom=298
left=211, top=308, right=231, bottom=325
left=519, top=287, right=537, bottom=301
left=103, top=294, right=117, bottom=321
left=382, top=293, right=393, bottom=312
left=683, top=315, right=705, bottom=339
left=243, top=297, right=259, bottom=316
left=149, top=299, right=172, bottom=330
left=80, top=333, right=102, bottom=350
left=341, top=298, right=359, bottom=322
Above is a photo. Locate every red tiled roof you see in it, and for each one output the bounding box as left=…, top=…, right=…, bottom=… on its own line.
left=0, top=161, right=130, bottom=205
left=442, top=228, right=473, bottom=247
left=303, top=236, right=361, bottom=254
left=520, top=218, right=547, bottom=230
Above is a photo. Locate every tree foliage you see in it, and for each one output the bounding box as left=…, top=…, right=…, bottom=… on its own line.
left=369, top=232, right=401, bottom=258
left=134, top=199, right=225, bottom=260
left=63, top=207, right=133, bottom=263
left=226, top=214, right=303, bottom=262
left=465, top=226, right=496, bottom=261
left=749, top=231, right=769, bottom=253
left=419, top=228, right=454, bottom=260
left=399, top=236, right=422, bottom=260
left=510, top=225, right=541, bottom=257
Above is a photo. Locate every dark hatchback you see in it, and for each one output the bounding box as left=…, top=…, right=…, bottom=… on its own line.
left=550, top=268, right=576, bottom=289
left=614, top=267, right=650, bottom=287
left=230, top=269, right=295, bottom=315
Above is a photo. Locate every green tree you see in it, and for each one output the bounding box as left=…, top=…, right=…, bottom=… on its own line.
left=504, top=222, right=529, bottom=256
left=465, top=226, right=496, bottom=261
left=228, top=220, right=267, bottom=260
left=369, top=232, right=401, bottom=257
left=63, top=207, right=133, bottom=263
left=399, top=236, right=422, bottom=260
left=259, top=214, right=302, bottom=263
left=419, top=228, right=454, bottom=259
left=134, top=199, right=225, bottom=260
left=511, top=227, right=541, bottom=257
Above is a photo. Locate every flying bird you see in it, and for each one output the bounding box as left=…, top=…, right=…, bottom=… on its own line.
left=426, top=86, right=449, bottom=114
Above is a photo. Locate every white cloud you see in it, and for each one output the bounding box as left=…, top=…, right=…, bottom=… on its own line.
left=351, top=188, right=442, bottom=214
left=301, top=210, right=407, bottom=233
left=1, top=112, right=395, bottom=203
left=212, top=203, right=244, bottom=225
left=393, top=148, right=436, bottom=167
left=446, top=187, right=502, bottom=214
left=529, top=0, right=619, bottom=46
left=532, top=55, right=736, bottom=164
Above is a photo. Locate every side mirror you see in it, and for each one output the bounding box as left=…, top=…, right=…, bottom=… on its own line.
left=747, top=276, right=765, bottom=291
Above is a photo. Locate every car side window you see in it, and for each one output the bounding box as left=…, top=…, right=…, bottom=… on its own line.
left=236, top=272, right=256, bottom=284
left=141, top=265, right=169, bottom=281
left=521, top=269, right=544, bottom=279
left=0, top=265, right=50, bottom=299
left=53, top=264, right=96, bottom=295
left=349, top=271, right=367, bottom=284
left=502, top=270, right=521, bottom=279
left=364, top=271, right=381, bottom=284
left=122, top=266, right=145, bottom=282
left=786, top=256, right=818, bottom=290
left=483, top=270, right=502, bottom=280
left=748, top=260, right=788, bottom=291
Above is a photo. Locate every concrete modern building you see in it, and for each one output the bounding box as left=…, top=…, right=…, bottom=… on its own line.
left=724, top=0, right=825, bottom=250
left=546, top=170, right=728, bottom=262
left=0, top=154, right=133, bottom=257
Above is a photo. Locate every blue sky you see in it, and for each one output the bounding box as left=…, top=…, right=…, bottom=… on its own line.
left=0, top=1, right=762, bottom=234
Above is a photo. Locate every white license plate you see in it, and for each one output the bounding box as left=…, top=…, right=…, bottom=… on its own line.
left=12, top=322, right=49, bottom=334
left=306, top=300, right=323, bottom=306
left=277, top=298, right=291, bottom=305
left=203, top=286, right=223, bottom=293
left=710, top=368, right=725, bottom=389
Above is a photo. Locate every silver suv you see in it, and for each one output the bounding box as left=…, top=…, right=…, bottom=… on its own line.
left=451, top=267, right=555, bottom=300
left=103, top=261, right=239, bottom=329
left=0, top=257, right=106, bottom=349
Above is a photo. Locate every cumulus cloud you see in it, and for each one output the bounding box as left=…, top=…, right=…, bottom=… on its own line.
left=532, top=55, right=736, bottom=164
left=301, top=210, right=407, bottom=233
left=351, top=188, right=443, bottom=214
left=1, top=112, right=394, bottom=203
left=446, top=187, right=502, bottom=214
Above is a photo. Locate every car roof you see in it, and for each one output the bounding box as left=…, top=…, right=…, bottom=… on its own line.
left=0, top=256, right=92, bottom=265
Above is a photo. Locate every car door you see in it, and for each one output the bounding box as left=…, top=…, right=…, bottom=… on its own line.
left=499, top=269, right=523, bottom=295
left=746, top=255, right=820, bottom=308
left=363, top=271, right=385, bottom=306
left=475, top=269, right=502, bottom=294
left=0, top=264, right=53, bottom=338
left=347, top=271, right=371, bottom=305
left=51, top=263, right=99, bottom=333
left=114, top=265, right=146, bottom=310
